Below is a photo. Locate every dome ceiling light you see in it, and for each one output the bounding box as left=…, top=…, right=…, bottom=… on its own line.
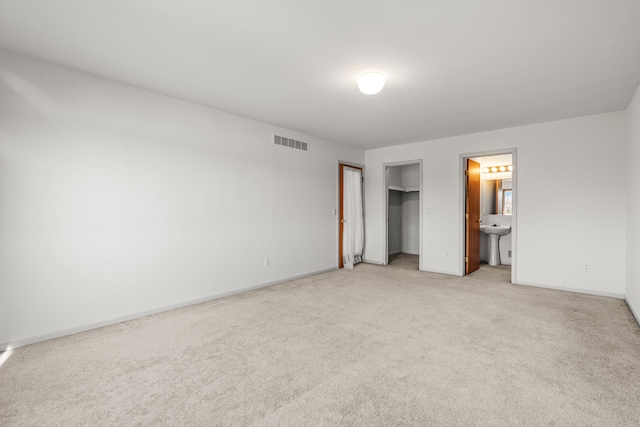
left=357, top=71, right=385, bottom=95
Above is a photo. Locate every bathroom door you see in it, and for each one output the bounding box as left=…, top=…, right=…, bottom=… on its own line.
left=465, top=159, right=481, bottom=274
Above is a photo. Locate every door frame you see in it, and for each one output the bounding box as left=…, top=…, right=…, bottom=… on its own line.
left=338, top=161, right=365, bottom=269
left=459, top=149, right=517, bottom=284
left=383, top=160, right=423, bottom=267
left=465, top=158, right=481, bottom=275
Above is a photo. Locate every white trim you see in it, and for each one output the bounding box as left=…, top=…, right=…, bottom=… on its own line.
left=625, top=298, right=640, bottom=327
left=420, top=267, right=463, bottom=276
left=0, top=267, right=336, bottom=352
left=401, top=251, right=420, bottom=256
left=516, top=280, right=624, bottom=299
left=364, top=259, right=385, bottom=265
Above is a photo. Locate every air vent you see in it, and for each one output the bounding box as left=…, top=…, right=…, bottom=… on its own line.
left=274, top=134, right=308, bottom=152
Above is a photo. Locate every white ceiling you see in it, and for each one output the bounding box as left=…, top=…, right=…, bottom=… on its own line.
left=1, top=1, right=639, bottom=149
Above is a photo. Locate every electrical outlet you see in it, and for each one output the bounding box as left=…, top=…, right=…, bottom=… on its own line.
left=584, top=264, right=590, bottom=272
left=508, top=250, right=512, bottom=258
left=264, top=258, right=269, bottom=267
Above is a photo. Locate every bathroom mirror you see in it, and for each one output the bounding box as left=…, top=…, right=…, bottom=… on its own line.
left=482, top=179, right=513, bottom=215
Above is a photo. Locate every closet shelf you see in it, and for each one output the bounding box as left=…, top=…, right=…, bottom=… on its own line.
left=389, top=185, right=419, bottom=193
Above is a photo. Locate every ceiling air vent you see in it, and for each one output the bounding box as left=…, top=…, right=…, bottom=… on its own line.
left=274, top=134, right=308, bottom=152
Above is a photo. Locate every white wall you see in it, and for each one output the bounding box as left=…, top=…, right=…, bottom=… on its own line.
left=626, top=83, right=640, bottom=323
left=399, top=164, right=420, bottom=255
left=388, top=166, right=402, bottom=187
left=365, top=112, right=627, bottom=296
left=0, top=50, right=363, bottom=349
left=400, top=163, right=420, bottom=188
left=388, top=190, right=402, bottom=254
left=401, top=191, right=420, bottom=255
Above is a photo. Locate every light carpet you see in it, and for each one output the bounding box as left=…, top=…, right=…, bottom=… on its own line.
left=2, top=263, right=639, bottom=426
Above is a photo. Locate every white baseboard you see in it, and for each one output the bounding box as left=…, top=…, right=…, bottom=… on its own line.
left=364, top=259, right=384, bottom=265
left=420, top=267, right=462, bottom=276
left=0, top=267, right=337, bottom=352
left=625, top=298, right=640, bottom=327
left=516, top=281, right=624, bottom=299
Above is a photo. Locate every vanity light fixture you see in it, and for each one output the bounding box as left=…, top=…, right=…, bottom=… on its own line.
left=481, top=165, right=514, bottom=174
left=357, top=71, right=385, bottom=95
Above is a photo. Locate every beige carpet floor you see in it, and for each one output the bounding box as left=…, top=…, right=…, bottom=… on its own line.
left=2, top=263, right=640, bottom=426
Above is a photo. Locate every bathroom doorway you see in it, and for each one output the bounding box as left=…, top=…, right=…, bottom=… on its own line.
left=384, top=161, right=422, bottom=270
left=461, top=150, right=517, bottom=283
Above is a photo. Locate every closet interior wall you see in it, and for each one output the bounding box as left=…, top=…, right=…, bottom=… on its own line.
left=387, top=164, right=420, bottom=257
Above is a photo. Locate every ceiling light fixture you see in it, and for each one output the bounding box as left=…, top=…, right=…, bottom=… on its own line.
left=357, top=71, right=385, bottom=95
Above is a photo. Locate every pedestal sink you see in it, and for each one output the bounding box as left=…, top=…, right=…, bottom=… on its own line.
left=480, top=225, right=511, bottom=266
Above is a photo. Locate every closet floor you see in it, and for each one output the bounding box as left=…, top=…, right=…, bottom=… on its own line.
left=388, top=253, right=419, bottom=270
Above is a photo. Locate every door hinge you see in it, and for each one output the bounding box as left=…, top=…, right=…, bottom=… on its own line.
left=465, top=257, right=469, bottom=262
left=464, top=170, right=469, bottom=176
left=465, top=213, right=469, bottom=219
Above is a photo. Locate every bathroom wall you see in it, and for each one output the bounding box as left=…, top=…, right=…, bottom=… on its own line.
left=479, top=178, right=492, bottom=263
left=480, top=180, right=497, bottom=220
left=365, top=111, right=626, bottom=297
left=0, top=49, right=364, bottom=349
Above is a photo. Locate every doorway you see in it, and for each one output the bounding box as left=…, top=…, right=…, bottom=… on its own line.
left=339, top=163, right=364, bottom=269
left=461, top=150, right=517, bottom=283
left=384, top=161, right=422, bottom=269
